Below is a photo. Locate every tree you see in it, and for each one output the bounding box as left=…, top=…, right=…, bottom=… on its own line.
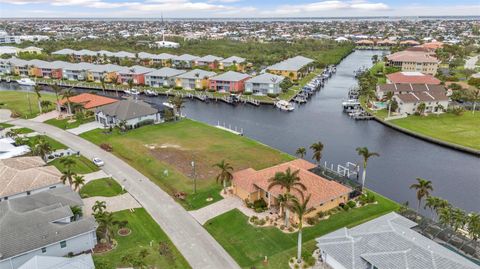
left=385, top=91, right=394, bottom=118
left=295, top=147, right=306, bottom=158
left=289, top=194, right=314, bottom=263
left=279, top=77, right=293, bottom=93
left=6, top=129, right=20, bottom=139
left=356, top=147, right=379, bottom=191
left=213, top=160, right=233, bottom=194
left=127, top=78, right=134, bottom=91
left=268, top=168, right=306, bottom=227
left=97, top=211, right=115, bottom=245
left=52, top=83, right=61, bottom=110
left=61, top=169, right=76, bottom=187
left=60, top=157, right=76, bottom=170
left=40, top=100, right=52, bottom=112
left=409, top=178, right=433, bottom=213
left=70, top=205, right=83, bottom=221
left=467, top=88, right=480, bottom=115
left=169, top=95, right=184, bottom=119
left=463, top=213, right=480, bottom=250
left=33, top=84, right=43, bottom=114
left=417, top=102, right=426, bottom=115
left=61, top=87, right=75, bottom=115
left=92, top=200, right=107, bottom=216
left=309, top=141, right=324, bottom=165
left=32, top=137, right=52, bottom=161
left=72, top=175, right=85, bottom=191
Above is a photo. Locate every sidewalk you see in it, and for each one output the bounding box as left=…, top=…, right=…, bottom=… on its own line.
left=67, top=121, right=102, bottom=135
left=31, top=110, right=60, bottom=122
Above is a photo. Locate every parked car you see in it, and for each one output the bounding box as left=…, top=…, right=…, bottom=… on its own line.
left=92, top=157, right=104, bottom=167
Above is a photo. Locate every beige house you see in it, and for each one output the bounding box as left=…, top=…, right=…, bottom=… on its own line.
left=386, top=51, right=440, bottom=75
left=232, top=159, right=352, bottom=221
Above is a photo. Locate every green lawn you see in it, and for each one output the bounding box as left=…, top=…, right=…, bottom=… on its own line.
left=45, top=116, right=95, bottom=130
left=93, top=208, right=190, bottom=269
left=80, top=119, right=293, bottom=210
left=22, top=135, right=67, bottom=150
left=390, top=112, right=480, bottom=150
left=49, top=155, right=100, bottom=174
left=0, top=123, right=14, bottom=129
left=0, top=91, right=57, bottom=118
left=205, top=191, right=399, bottom=268
left=370, top=61, right=386, bottom=84
left=15, top=127, right=34, bottom=134
left=80, top=177, right=124, bottom=198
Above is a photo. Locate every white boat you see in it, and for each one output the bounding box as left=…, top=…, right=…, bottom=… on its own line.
left=145, top=89, right=158, bottom=96
left=275, top=100, right=295, bottom=111
left=124, top=88, right=140, bottom=95
left=162, top=102, right=175, bottom=109
left=16, top=78, right=36, bottom=86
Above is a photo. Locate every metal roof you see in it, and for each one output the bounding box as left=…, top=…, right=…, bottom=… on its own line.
left=210, top=71, right=250, bottom=82
left=246, top=73, right=284, bottom=84
left=176, top=69, right=216, bottom=80
left=146, top=67, right=186, bottom=77
left=267, top=56, right=314, bottom=71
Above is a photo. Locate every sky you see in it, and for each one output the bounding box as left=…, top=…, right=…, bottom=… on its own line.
left=0, top=0, right=479, bottom=18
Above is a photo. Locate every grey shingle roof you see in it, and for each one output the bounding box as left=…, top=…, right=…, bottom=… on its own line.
left=176, top=69, right=216, bottom=80
left=246, top=73, right=284, bottom=84
left=18, top=254, right=94, bottom=269
left=210, top=71, right=250, bottom=82
left=96, top=99, right=158, bottom=121
left=146, top=67, right=185, bottom=78
left=316, top=212, right=478, bottom=269
left=267, top=56, right=314, bottom=71
left=196, top=55, right=223, bottom=63
left=174, top=54, right=199, bottom=61
left=0, top=186, right=97, bottom=260
left=221, top=56, right=246, bottom=64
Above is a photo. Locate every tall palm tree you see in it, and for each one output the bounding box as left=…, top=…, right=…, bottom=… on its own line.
left=61, top=87, right=75, bottom=115
left=97, top=211, right=115, bottom=245
left=385, top=91, right=394, bottom=118
left=462, top=213, right=480, bottom=250
left=33, top=84, right=43, bottom=114
left=61, top=169, right=76, bottom=187
left=33, top=137, right=52, bottom=161
left=409, top=177, right=433, bottom=213
left=289, top=194, right=314, bottom=263
left=70, top=205, right=83, bottom=221
left=52, top=83, right=61, bottom=111
left=72, top=175, right=86, bottom=191
left=295, top=147, right=306, bottom=159
left=309, top=142, right=324, bottom=165
left=469, top=88, right=480, bottom=115
left=60, top=157, right=76, bottom=170
left=356, top=147, right=379, bottom=191
left=213, top=160, right=234, bottom=194
left=424, top=196, right=440, bottom=220
left=268, top=168, right=306, bottom=227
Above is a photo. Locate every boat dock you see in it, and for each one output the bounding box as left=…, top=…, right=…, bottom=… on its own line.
left=215, top=121, right=244, bottom=135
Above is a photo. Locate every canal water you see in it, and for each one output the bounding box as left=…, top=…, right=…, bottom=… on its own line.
left=2, top=50, right=479, bottom=213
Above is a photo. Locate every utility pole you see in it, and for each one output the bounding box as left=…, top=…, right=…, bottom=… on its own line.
left=191, top=160, right=196, bottom=194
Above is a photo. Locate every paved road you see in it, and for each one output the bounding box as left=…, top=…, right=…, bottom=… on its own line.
left=10, top=119, right=240, bottom=269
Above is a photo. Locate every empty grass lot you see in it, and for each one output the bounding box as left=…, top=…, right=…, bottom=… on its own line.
left=80, top=177, right=124, bottom=198
left=93, top=208, right=190, bottom=269
left=204, top=191, right=399, bottom=268
left=80, top=119, right=293, bottom=210
left=390, top=113, right=480, bottom=150
left=0, top=91, right=57, bottom=118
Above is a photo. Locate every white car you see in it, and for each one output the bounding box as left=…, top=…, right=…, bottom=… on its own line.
left=92, top=157, right=104, bottom=167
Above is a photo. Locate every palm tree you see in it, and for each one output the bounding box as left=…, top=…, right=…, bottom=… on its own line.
left=424, top=196, right=441, bottom=220
left=97, top=211, right=115, bottom=245
left=100, top=75, right=106, bottom=95
left=33, top=84, right=43, bottom=113
left=61, top=87, right=75, bottom=115
left=127, top=78, right=134, bottom=91
left=40, top=100, right=52, bottom=112
left=417, top=102, right=426, bottom=115
left=409, top=177, right=433, bottom=213
left=92, top=200, right=107, bottom=215
left=462, top=213, right=480, bottom=250
left=52, top=83, right=61, bottom=110
left=72, top=175, right=86, bottom=191
left=6, top=129, right=20, bottom=139
left=385, top=91, right=394, bottom=118
left=33, top=137, right=52, bottom=161
left=309, top=142, right=324, bottom=165
left=61, top=169, right=76, bottom=187
left=60, top=157, right=76, bottom=170
left=449, top=208, right=467, bottom=242
left=356, top=147, right=379, bottom=191
left=289, top=194, right=314, bottom=263
left=169, top=95, right=184, bottom=119
left=268, top=168, right=306, bottom=227
left=70, top=205, right=83, bottom=221
left=213, top=160, right=233, bottom=194
left=468, top=88, right=480, bottom=115
left=295, top=147, right=306, bottom=159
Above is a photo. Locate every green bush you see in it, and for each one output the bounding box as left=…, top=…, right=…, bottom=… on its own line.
left=347, top=200, right=357, bottom=208
left=306, top=217, right=318, bottom=225
left=303, top=255, right=316, bottom=266
left=249, top=216, right=258, bottom=223
left=136, top=119, right=155, bottom=128
left=253, top=199, right=267, bottom=212
left=173, top=86, right=183, bottom=90
left=342, top=203, right=350, bottom=211
left=317, top=211, right=326, bottom=218
left=243, top=91, right=252, bottom=95
left=267, top=93, right=279, bottom=98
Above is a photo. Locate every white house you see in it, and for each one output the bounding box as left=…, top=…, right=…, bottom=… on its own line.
left=17, top=254, right=94, bottom=269
left=0, top=186, right=97, bottom=269
left=145, top=67, right=186, bottom=87
left=393, top=90, right=449, bottom=115
left=95, top=99, right=162, bottom=128
left=245, top=73, right=285, bottom=95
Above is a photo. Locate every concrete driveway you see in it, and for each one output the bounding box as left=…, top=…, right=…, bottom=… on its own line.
left=67, top=121, right=103, bottom=135
left=9, top=118, right=240, bottom=269
left=0, top=109, right=11, bottom=122
left=83, top=193, right=141, bottom=216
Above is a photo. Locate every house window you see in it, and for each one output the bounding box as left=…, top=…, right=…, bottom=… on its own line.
left=41, top=247, right=46, bottom=253
left=60, top=241, right=67, bottom=248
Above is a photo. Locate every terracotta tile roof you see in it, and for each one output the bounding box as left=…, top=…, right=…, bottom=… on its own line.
left=386, top=51, right=439, bottom=63
left=59, top=93, right=118, bottom=109
left=386, top=72, right=441, bottom=85
left=0, top=157, right=62, bottom=198
left=233, top=159, right=352, bottom=208
left=377, top=83, right=446, bottom=94
left=395, top=90, right=448, bottom=103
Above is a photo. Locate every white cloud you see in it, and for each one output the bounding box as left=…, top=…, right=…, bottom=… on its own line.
left=264, top=0, right=390, bottom=16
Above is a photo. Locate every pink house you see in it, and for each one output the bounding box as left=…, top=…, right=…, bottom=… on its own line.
left=209, top=71, right=250, bottom=93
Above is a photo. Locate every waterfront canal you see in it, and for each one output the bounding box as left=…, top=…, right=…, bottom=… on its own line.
left=2, top=50, right=479, bottom=213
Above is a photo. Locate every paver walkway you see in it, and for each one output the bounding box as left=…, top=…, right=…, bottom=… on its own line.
left=31, top=110, right=60, bottom=122
left=82, top=170, right=111, bottom=183
left=9, top=118, right=240, bottom=269
left=67, top=121, right=103, bottom=135
left=83, top=193, right=141, bottom=216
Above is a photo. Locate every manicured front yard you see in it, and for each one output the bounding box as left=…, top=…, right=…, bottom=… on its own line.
left=80, top=177, right=124, bottom=198
left=80, top=119, right=293, bottom=210
left=49, top=155, right=100, bottom=174
left=45, top=116, right=95, bottom=130
left=390, top=112, right=480, bottom=150
left=23, top=134, right=67, bottom=150
left=0, top=91, right=57, bottom=118
left=204, top=191, right=399, bottom=268
left=93, top=208, right=190, bottom=269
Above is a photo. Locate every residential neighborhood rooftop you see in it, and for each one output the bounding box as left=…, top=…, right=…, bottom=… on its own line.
left=210, top=70, right=250, bottom=82
left=267, top=56, right=315, bottom=72
left=59, top=93, right=118, bottom=109
left=386, top=71, right=441, bottom=85
left=95, top=99, right=159, bottom=121
left=386, top=51, right=439, bottom=63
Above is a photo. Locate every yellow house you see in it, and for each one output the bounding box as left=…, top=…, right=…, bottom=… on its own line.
left=219, top=56, right=246, bottom=72
left=232, top=159, right=352, bottom=221
left=267, top=56, right=315, bottom=81
left=175, top=69, right=216, bottom=90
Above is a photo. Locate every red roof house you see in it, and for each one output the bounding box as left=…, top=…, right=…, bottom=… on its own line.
left=386, top=72, right=441, bottom=85
left=59, top=93, right=118, bottom=110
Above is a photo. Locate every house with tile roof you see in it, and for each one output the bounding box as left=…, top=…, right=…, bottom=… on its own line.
left=208, top=71, right=250, bottom=93
left=0, top=156, right=62, bottom=201
left=0, top=186, right=97, bottom=269
left=17, top=254, right=94, bottom=269
left=316, top=212, right=478, bottom=269
left=232, top=159, right=352, bottom=222
left=386, top=71, right=441, bottom=85
left=386, top=51, right=440, bottom=75
left=375, top=83, right=446, bottom=99
left=58, top=93, right=118, bottom=112
left=393, top=90, right=449, bottom=115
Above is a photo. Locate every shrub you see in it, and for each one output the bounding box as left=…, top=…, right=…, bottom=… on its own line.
left=303, top=255, right=316, bottom=266
left=255, top=218, right=266, bottom=226
left=100, top=143, right=113, bottom=152
left=288, top=227, right=295, bottom=232
left=243, top=91, right=252, bottom=95
left=342, top=204, right=350, bottom=211
left=347, top=200, right=357, bottom=208
left=173, top=86, right=183, bottom=90
left=294, top=264, right=300, bottom=269
left=291, top=222, right=298, bottom=229
left=280, top=225, right=286, bottom=230
left=253, top=199, right=267, bottom=212
left=290, top=257, right=295, bottom=263
left=194, top=87, right=205, bottom=91
left=306, top=217, right=317, bottom=225
left=249, top=216, right=258, bottom=223
left=267, top=93, right=279, bottom=98
left=317, top=211, right=326, bottom=218
left=137, top=119, right=154, bottom=127
left=367, top=193, right=376, bottom=203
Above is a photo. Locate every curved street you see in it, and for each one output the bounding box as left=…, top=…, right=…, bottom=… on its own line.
left=7, top=118, right=240, bottom=269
